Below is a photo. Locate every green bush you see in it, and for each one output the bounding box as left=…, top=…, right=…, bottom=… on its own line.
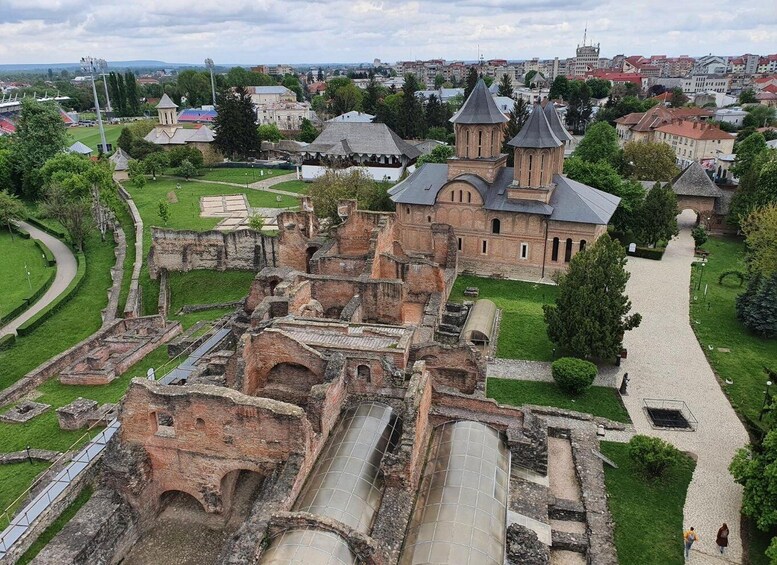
left=551, top=357, right=598, bottom=394
left=628, top=246, right=666, bottom=260
left=718, top=269, right=746, bottom=287
left=691, top=226, right=708, bottom=248
left=628, top=434, right=680, bottom=478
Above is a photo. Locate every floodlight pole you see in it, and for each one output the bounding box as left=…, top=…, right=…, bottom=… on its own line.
left=99, top=60, right=112, bottom=114
left=205, top=58, right=217, bottom=105
left=81, top=56, right=109, bottom=154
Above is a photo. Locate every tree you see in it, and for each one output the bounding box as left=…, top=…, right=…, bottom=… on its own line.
left=585, top=78, right=611, bottom=99
left=248, top=213, right=265, bottom=232
left=549, top=76, right=569, bottom=101
left=167, top=146, right=204, bottom=169
left=331, top=83, right=363, bottom=116
left=744, top=105, right=776, bottom=129
left=564, top=80, right=592, bottom=134
left=622, top=141, right=680, bottom=181
left=11, top=99, right=69, bottom=198
left=308, top=168, right=392, bottom=222
left=416, top=145, right=454, bottom=166
left=434, top=73, right=445, bottom=89
left=628, top=435, right=680, bottom=479
left=740, top=89, right=757, bottom=105
left=731, top=428, right=777, bottom=534
left=42, top=185, right=93, bottom=251
left=317, top=68, right=324, bottom=82
left=732, top=132, right=768, bottom=178
left=176, top=159, right=198, bottom=180
left=463, top=68, right=479, bottom=100
left=543, top=234, right=641, bottom=359
left=427, top=127, right=449, bottom=143
left=258, top=124, right=283, bottom=143
left=213, top=86, right=260, bottom=160
left=741, top=204, right=777, bottom=278
left=0, top=190, right=26, bottom=240
left=362, top=76, right=382, bottom=116
left=691, top=225, right=708, bottom=248
left=637, top=183, right=679, bottom=246
left=425, top=94, right=447, bottom=130
left=117, top=127, right=135, bottom=153
left=669, top=87, right=688, bottom=108
left=498, top=74, right=513, bottom=97
left=124, top=71, right=140, bottom=115
left=299, top=118, right=318, bottom=143
left=158, top=200, right=170, bottom=226
left=502, top=98, right=529, bottom=166
left=128, top=160, right=147, bottom=189
left=176, top=70, right=211, bottom=107
left=399, top=74, right=425, bottom=139
left=573, top=122, right=620, bottom=164
left=735, top=272, right=777, bottom=337
left=143, top=151, right=169, bottom=180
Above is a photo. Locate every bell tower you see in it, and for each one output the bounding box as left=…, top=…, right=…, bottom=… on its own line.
left=156, top=93, right=179, bottom=128
left=447, top=79, right=509, bottom=183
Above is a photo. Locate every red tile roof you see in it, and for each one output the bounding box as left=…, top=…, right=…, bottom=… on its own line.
left=655, top=120, right=735, bottom=140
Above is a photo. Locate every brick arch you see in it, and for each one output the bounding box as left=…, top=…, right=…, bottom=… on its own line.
left=219, top=467, right=267, bottom=516
left=158, top=487, right=208, bottom=514
left=436, top=180, right=485, bottom=206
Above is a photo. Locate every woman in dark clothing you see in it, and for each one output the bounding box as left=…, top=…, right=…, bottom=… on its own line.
left=716, top=523, right=729, bottom=555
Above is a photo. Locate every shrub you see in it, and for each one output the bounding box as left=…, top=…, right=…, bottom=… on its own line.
left=718, top=269, right=746, bottom=287
left=691, top=226, right=708, bottom=248
left=551, top=357, right=598, bottom=394
left=628, top=246, right=665, bottom=260
left=628, top=434, right=680, bottom=478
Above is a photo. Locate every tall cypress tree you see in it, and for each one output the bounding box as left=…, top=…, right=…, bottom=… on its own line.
left=498, top=73, right=513, bottom=97
left=124, top=71, right=140, bottom=116
left=502, top=99, right=529, bottom=165
left=115, top=72, right=128, bottom=116
left=213, top=86, right=260, bottom=160
left=463, top=68, right=479, bottom=100
left=400, top=74, right=425, bottom=139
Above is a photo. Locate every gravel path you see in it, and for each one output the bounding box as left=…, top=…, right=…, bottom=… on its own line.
left=487, top=358, right=620, bottom=387
left=0, top=221, right=78, bottom=338
left=620, top=210, right=748, bottom=563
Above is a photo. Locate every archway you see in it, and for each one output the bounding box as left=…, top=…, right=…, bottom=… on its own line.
left=219, top=469, right=265, bottom=525
left=159, top=489, right=207, bottom=515
left=262, top=362, right=321, bottom=406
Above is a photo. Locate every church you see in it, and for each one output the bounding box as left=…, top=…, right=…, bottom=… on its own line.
left=389, top=80, right=620, bottom=280
left=144, top=94, right=220, bottom=165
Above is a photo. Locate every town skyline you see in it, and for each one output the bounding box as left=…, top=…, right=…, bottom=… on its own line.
left=1, top=0, right=775, bottom=66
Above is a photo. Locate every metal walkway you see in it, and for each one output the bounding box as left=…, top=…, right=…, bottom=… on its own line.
left=159, top=327, right=231, bottom=384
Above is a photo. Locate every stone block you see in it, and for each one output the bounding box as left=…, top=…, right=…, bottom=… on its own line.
left=57, top=397, right=99, bottom=430
left=0, top=400, right=51, bottom=423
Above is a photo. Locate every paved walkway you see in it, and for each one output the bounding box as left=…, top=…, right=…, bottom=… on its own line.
left=619, top=210, right=748, bottom=563
left=0, top=221, right=78, bottom=338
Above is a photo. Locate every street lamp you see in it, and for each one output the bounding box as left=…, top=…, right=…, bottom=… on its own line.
left=205, top=58, right=217, bottom=106
left=80, top=56, right=109, bottom=154
left=695, top=257, right=707, bottom=291
left=760, top=379, right=773, bottom=421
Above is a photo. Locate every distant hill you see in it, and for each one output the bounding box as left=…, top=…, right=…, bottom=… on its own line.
left=0, top=61, right=190, bottom=72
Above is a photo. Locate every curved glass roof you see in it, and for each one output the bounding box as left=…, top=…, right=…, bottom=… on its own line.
left=259, top=529, right=357, bottom=565
left=399, top=420, right=510, bottom=565
left=293, top=401, right=401, bottom=532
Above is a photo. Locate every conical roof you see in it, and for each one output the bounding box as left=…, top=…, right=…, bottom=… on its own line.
left=508, top=103, right=562, bottom=149
left=450, top=79, right=508, bottom=125
left=156, top=93, right=178, bottom=109
left=544, top=102, right=573, bottom=142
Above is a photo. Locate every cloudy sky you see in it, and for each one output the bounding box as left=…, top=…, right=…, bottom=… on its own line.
left=1, top=0, right=775, bottom=66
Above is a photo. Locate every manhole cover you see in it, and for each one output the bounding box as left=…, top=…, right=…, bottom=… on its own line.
left=646, top=408, right=690, bottom=429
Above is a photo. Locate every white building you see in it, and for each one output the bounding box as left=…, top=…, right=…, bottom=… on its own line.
left=714, top=108, right=748, bottom=127
left=682, top=75, right=730, bottom=95
left=249, top=86, right=313, bottom=131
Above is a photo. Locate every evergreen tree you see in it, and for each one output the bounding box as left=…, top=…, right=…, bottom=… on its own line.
left=124, top=71, right=140, bottom=116
left=317, top=68, right=324, bottom=81
left=400, top=74, right=425, bottom=139
left=543, top=234, right=641, bottom=359
left=735, top=273, right=777, bottom=337
left=549, top=76, right=569, bottom=100
left=463, top=68, right=479, bottom=100
left=425, top=94, right=447, bottom=129
left=213, top=86, right=260, bottom=160
left=362, top=76, right=381, bottom=116
left=116, top=72, right=127, bottom=115
left=299, top=118, right=319, bottom=143
left=636, top=183, right=679, bottom=245
left=502, top=99, right=529, bottom=166
left=497, top=74, right=513, bottom=97
left=108, top=72, right=122, bottom=115
left=117, top=127, right=135, bottom=153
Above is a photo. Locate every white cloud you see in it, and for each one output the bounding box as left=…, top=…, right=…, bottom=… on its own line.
left=0, top=0, right=774, bottom=65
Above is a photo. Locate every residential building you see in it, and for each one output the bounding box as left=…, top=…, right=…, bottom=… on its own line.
left=573, top=42, right=600, bottom=77
left=389, top=80, right=617, bottom=280
left=693, top=55, right=728, bottom=75
left=713, top=108, right=747, bottom=127
left=681, top=75, right=730, bottom=95
left=249, top=86, right=314, bottom=132
left=248, top=86, right=296, bottom=105
left=654, top=120, right=735, bottom=168
left=614, top=106, right=713, bottom=144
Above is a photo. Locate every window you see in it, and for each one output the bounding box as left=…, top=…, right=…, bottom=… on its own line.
left=457, top=237, right=462, bottom=251
left=481, top=240, right=488, bottom=254
left=154, top=412, right=175, bottom=437
left=477, top=130, right=483, bottom=157
left=520, top=243, right=528, bottom=259
left=527, top=154, right=534, bottom=185
left=427, top=215, right=432, bottom=223
left=564, top=238, right=573, bottom=262
left=579, top=239, right=587, bottom=252
left=467, top=191, right=471, bottom=203
left=459, top=190, right=463, bottom=203
left=195, top=418, right=205, bottom=431
left=406, top=207, right=410, bottom=215
left=491, top=218, right=501, bottom=234
left=357, top=365, right=371, bottom=381
left=450, top=191, right=455, bottom=202
left=551, top=237, right=559, bottom=262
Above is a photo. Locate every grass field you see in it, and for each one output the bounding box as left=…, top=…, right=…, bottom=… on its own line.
left=601, top=442, right=695, bottom=565
left=689, top=236, right=777, bottom=432
left=273, top=180, right=309, bottom=194
left=0, top=230, right=55, bottom=320
left=67, top=124, right=123, bottom=153
left=487, top=379, right=631, bottom=422
left=197, top=167, right=293, bottom=185
left=449, top=275, right=558, bottom=360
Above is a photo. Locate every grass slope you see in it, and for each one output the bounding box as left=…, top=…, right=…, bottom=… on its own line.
left=487, top=379, right=630, bottom=423
left=67, top=125, right=123, bottom=153
left=0, top=231, right=55, bottom=320
left=449, top=275, right=558, bottom=360
left=689, top=236, right=777, bottom=431
left=601, top=441, right=695, bottom=565
left=272, top=180, right=309, bottom=194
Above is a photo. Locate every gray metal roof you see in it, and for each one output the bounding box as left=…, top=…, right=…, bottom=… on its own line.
left=109, top=147, right=131, bottom=171
left=462, top=299, right=497, bottom=344
left=544, top=103, right=574, bottom=142
left=450, top=79, right=508, bottom=125
left=671, top=161, right=725, bottom=198
left=389, top=163, right=620, bottom=225
left=508, top=103, right=562, bottom=149
left=155, top=93, right=178, bottom=109
left=327, top=111, right=375, bottom=123
left=67, top=141, right=92, bottom=155
left=251, top=86, right=293, bottom=95
left=304, top=122, right=421, bottom=159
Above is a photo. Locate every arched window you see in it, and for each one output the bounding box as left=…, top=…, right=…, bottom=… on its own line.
left=357, top=365, right=371, bottom=381
left=527, top=154, right=534, bottom=186
left=491, top=218, right=501, bottom=234
left=579, top=240, right=587, bottom=252
left=551, top=237, right=559, bottom=262
left=467, top=191, right=472, bottom=203
left=406, top=206, right=410, bottom=215
left=427, top=215, right=432, bottom=223
left=564, top=238, right=573, bottom=262
left=477, top=130, right=483, bottom=157
left=457, top=237, right=462, bottom=251
left=450, top=191, right=455, bottom=202
left=540, top=152, right=546, bottom=183
left=459, top=190, right=463, bottom=202
left=465, top=130, right=470, bottom=158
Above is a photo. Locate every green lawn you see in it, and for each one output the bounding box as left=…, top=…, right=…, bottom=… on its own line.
left=67, top=125, right=123, bottom=153
left=487, top=379, right=631, bottom=423
left=449, top=275, right=558, bottom=360
left=601, top=442, right=695, bottom=565
left=273, top=180, right=309, bottom=194
left=167, top=271, right=255, bottom=316
left=197, top=167, right=293, bottom=185
left=17, top=485, right=94, bottom=565
left=0, top=230, right=55, bottom=321
left=689, top=236, right=777, bottom=432
left=0, top=462, right=51, bottom=525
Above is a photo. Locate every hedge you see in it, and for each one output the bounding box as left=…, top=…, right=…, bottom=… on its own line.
left=16, top=252, right=86, bottom=336
left=718, top=269, right=746, bottom=287
left=34, top=239, right=56, bottom=267
left=10, top=224, right=31, bottom=239
left=0, top=334, right=15, bottom=351
left=627, top=246, right=666, bottom=260
left=24, top=217, right=68, bottom=241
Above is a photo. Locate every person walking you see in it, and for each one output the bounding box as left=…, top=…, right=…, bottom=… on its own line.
left=684, top=527, right=699, bottom=559
left=716, top=523, right=730, bottom=555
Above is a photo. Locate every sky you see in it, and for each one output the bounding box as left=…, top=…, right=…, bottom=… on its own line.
left=0, top=0, right=776, bottom=66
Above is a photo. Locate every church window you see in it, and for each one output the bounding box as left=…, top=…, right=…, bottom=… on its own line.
left=465, top=130, right=470, bottom=158
left=406, top=207, right=410, bottom=215
left=459, top=190, right=463, bottom=203
left=450, top=191, right=455, bottom=202
left=564, top=238, right=573, bottom=262
left=477, top=130, right=483, bottom=157
left=481, top=240, right=488, bottom=254
left=527, top=154, right=534, bottom=186
left=491, top=219, right=501, bottom=234
left=551, top=237, right=559, bottom=261
left=467, top=192, right=472, bottom=203
left=427, top=215, right=432, bottom=223
left=579, top=240, right=587, bottom=252
left=520, top=243, right=529, bottom=259
left=457, top=237, right=462, bottom=251
left=540, top=152, right=546, bottom=183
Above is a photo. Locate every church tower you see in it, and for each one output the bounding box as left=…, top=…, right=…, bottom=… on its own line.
left=156, top=94, right=179, bottom=128
left=506, top=103, right=564, bottom=203
left=447, top=79, right=508, bottom=183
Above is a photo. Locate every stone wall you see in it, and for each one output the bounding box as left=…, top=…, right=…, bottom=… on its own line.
left=411, top=342, right=485, bottom=394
